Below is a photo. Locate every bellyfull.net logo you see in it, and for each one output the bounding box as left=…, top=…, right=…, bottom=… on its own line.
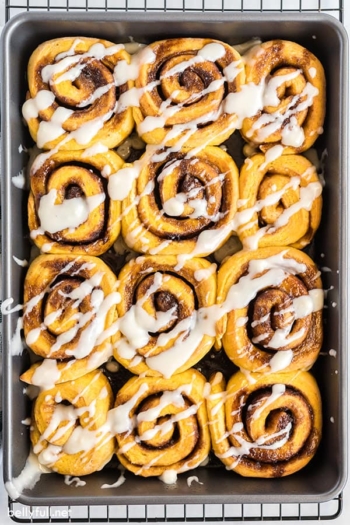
left=8, top=507, right=72, bottom=520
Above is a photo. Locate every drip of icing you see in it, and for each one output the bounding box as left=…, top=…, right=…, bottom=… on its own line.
left=101, top=471, right=126, bottom=489
left=309, top=67, right=317, bottom=78
left=159, top=470, right=178, bottom=485
left=269, top=350, right=294, bottom=372
left=198, top=43, right=226, bottom=61
left=224, top=83, right=265, bottom=126
left=194, top=263, right=217, bottom=282
left=64, top=475, right=86, bottom=487
left=108, top=383, right=149, bottom=434
left=187, top=476, right=203, bottom=487
left=259, top=145, right=285, bottom=171
left=5, top=452, right=48, bottom=501
left=81, top=143, right=109, bottom=157
left=223, top=60, right=243, bottom=82
left=113, top=46, right=156, bottom=87
left=37, top=107, right=74, bottom=148
left=12, top=169, right=26, bottom=189
left=22, top=90, right=55, bottom=120
left=38, top=189, right=105, bottom=234
left=13, top=256, right=29, bottom=267
left=31, top=360, right=61, bottom=390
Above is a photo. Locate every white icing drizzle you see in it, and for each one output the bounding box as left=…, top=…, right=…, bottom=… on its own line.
left=13, top=256, right=29, bottom=267
left=194, top=263, right=217, bottom=282
left=101, top=470, right=126, bottom=489
left=37, top=189, right=105, bottom=234
left=5, top=452, right=48, bottom=500
left=64, top=475, right=86, bottom=487
left=225, top=65, right=318, bottom=148
left=187, top=476, right=203, bottom=487
left=159, top=470, right=178, bottom=485
left=31, top=360, right=62, bottom=390
left=12, top=169, right=26, bottom=189
left=218, top=421, right=292, bottom=465
left=269, top=350, right=294, bottom=373
left=248, top=384, right=286, bottom=420
left=81, top=142, right=109, bottom=157
left=259, top=144, right=285, bottom=171
left=236, top=171, right=322, bottom=250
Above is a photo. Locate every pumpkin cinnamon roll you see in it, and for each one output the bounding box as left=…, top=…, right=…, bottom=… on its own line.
left=237, top=154, right=322, bottom=249
left=112, top=370, right=210, bottom=478
left=216, top=247, right=323, bottom=372
left=207, top=370, right=322, bottom=477
left=22, top=37, right=134, bottom=150
left=28, top=149, right=124, bottom=256
left=30, top=370, right=115, bottom=476
left=122, top=146, right=239, bottom=256
left=238, top=40, right=326, bottom=154
left=20, top=254, right=118, bottom=385
left=133, top=38, right=245, bottom=147
left=113, top=255, right=217, bottom=377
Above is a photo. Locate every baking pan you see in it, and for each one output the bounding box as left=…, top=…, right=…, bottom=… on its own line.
left=1, top=11, right=348, bottom=506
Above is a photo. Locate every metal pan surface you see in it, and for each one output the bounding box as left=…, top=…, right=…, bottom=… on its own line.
left=1, top=11, right=348, bottom=506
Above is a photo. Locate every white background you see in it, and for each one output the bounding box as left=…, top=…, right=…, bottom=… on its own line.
left=0, top=0, right=349, bottom=523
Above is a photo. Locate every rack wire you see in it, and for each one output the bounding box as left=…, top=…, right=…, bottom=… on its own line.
left=3, top=0, right=345, bottom=521
left=5, top=0, right=344, bottom=23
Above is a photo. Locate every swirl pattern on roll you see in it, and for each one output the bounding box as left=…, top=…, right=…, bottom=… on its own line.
left=238, top=40, right=326, bottom=153
left=113, top=255, right=217, bottom=377
left=133, top=38, right=245, bottom=147
left=21, top=255, right=118, bottom=384
left=22, top=37, right=134, bottom=150
left=30, top=371, right=115, bottom=476
left=216, top=247, right=323, bottom=372
left=237, top=154, right=322, bottom=249
left=112, top=370, right=210, bottom=477
left=28, top=149, right=124, bottom=256
left=122, top=146, right=239, bottom=256
left=206, top=370, right=322, bottom=477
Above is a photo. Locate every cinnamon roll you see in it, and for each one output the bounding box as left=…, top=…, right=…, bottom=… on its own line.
left=237, top=154, right=322, bottom=249
left=113, top=255, right=217, bottom=377
left=30, top=370, right=115, bottom=476
left=22, top=37, right=134, bottom=150
left=207, top=370, right=322, bottom=477
left=28, top=149, right=124, bottom=256
left=237, top=40, right=326, bottom=153
left=133, top=38, right=245, bottom=147
left=20, top=254, right=118, bottom=385
left=111, top=370, right=210, bottom=478
left=216, top=247, right=323, bottom=372
left=121, top=146, right=239, bottom=256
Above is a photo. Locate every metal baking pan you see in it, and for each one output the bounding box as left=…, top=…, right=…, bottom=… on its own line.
left=1, top=11, right=348, bottom=507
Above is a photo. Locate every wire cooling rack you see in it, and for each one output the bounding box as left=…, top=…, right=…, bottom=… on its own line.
left=1, top=0, right=345, bottom=522
left=4, top=0, right=344, bottom=22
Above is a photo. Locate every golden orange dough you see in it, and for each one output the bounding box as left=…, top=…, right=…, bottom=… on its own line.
left=122, top=146, right=239, bottom=256
left=23, top=37, right=134, bottom=150
left=113, top=255, right=216, bottom=376
left=133, top=38, right=245, bottom=147
left=237, top=154, right=322, bottom=249
left=114, top=369, right=211, bottom=477
left=206, top=370, right=322, bottom=477
left=216, top=247, right=323, bottom=372
left=28, top=149, right=124, bottom=256
left=30, top=371, right=115, bottom=476
left=240, top=40, right=326, bottom=154
left=21, top=255, right=117, bottom=384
